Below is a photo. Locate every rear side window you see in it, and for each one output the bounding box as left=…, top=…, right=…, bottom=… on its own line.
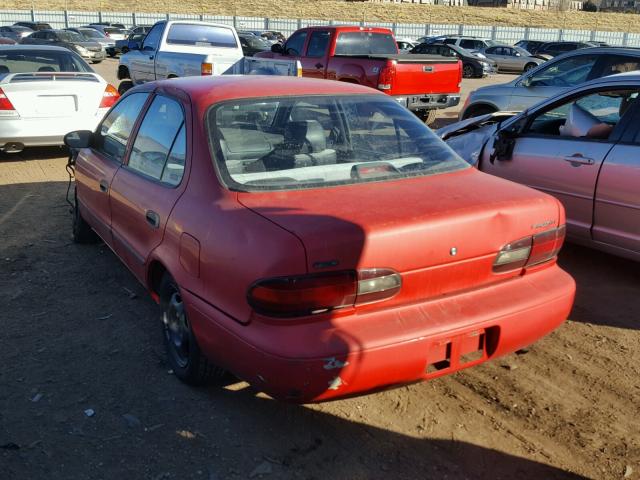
left=166, top=24, right=237, bottom=48
left=95, top=93, right=149, bottom=163
left=142, top=23, right=164, bottom=51
left=334, top=32, right=397, bottom=55
left=207, top=95, right=467, bottom=191
left=128, top=95, right=186, bottom=185
left=443, top=38, right=456, bottom=45
left=459, top=39, right=479, bottom=50
left=598, top=55, right=640, bottom=77
left=306, top=31, right=331, bottom=57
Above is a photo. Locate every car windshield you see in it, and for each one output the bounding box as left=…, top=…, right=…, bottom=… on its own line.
left=207, top=95, right=468, bottom=191
left=0, top=49, right=91, bottom=75
left=513, top=46, right=530, bottom=56
left=334, top=32, right=398, bottom=55
left=166, top=24, right=238, bottom=48
left=57, top=31, right=84, bottom=42
left=485, top=40, right=502, bottom=47
left=78, top=29, right=102, bottom=38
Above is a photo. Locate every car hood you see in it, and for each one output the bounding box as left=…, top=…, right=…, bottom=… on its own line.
left=435, top=112, right=518, bottom=165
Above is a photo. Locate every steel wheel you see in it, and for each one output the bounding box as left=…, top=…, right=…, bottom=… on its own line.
left=463, top=64, right=474, bottom=78
left=163, top=288, right=191, bottom=369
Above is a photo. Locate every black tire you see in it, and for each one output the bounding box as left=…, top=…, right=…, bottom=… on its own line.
left=524, top=62, right=537, bottom=73
left=121, top=47, right=129, bottom=54
left=159, top=273, right=226, bottom=386
left=72, top=193, right=99, bottom=244
left=91, top=60, right=102, bottom=64
left=416, top=109, right=438, bottom=126
left=461, top=105, right=497, bottom=120
left=118, top=80, right=133, bottom=95
left=107, top=49, right=117, bottom=58
left=462, top=63, right=475, bottom=78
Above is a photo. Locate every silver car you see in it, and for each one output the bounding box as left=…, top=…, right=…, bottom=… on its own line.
left=458, top=47, right=640, bottom=120
left=479, top=45, right=545, bottom=74
left=439, top=74, right=640, bottom=261
left=66, top=27, right=117, bottom=57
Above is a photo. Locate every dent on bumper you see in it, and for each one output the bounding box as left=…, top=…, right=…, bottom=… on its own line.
left=184, top=265, right=575, bottom=403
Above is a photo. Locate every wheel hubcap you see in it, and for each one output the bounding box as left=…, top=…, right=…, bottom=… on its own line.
left=163, top=290, right=190, bottom=368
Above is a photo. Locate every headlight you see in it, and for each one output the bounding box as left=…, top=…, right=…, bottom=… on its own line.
left=475, top=53, right=487, bottom=59
left=74, top=45, right=89, bottom=54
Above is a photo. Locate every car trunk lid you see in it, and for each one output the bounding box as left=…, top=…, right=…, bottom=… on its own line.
left=238, top=168, right=561, bottom=306
left=0, top=73, right=104, bottom=118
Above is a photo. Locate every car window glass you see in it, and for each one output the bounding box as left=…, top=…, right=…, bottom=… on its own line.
left=161, top=124, right=186, bottom=186
left=306, top=31, right=331, bottom=57
left=459, top=39, right=475, bottom=49
left=285, top=30, right=307, bottom=56
left=128, top=96, right=185, bottom=183
left=167, top=24, right=237, bottom=48
left=208, top=95, right=467, bottom=191
left=486, top=46, right=497, bottom=54
left=598, top=55, right=640, bottom=77
left=443, top=38, right=456, bottom=45
left=95, top=93, right=149, bottom=163
left=527, top=55, right=597, bottom=87
left=527, top=89, right=639, bottom=139
left=334, top=32, right=397, bottom=55
left=142, top=23, right=163, bottom=51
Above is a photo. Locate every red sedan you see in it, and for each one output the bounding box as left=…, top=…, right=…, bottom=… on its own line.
left=66, top=76, right=575, bottom=403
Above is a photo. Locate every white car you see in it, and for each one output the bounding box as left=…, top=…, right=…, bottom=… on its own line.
left=0, top=45, right=119, bottom=153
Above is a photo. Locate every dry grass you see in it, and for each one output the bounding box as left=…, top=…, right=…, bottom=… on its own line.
left=5, top=0, right=640, bottom=33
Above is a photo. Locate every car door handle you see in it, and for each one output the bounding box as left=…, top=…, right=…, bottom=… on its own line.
left=315, top=63, right=323, bottom=69
left=563, top=154, right=594, bottom=165
left=145, top=210, right=160, bottom=229
left=99, top=180, right=109, bottom=193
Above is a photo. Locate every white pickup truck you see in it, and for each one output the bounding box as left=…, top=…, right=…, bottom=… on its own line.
left=117, top=20, right=300, bottom=93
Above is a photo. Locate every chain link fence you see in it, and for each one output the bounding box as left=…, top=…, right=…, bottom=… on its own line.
left=1, top=8, right=639, bottom=46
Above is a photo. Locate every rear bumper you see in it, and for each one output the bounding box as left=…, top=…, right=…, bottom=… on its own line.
left=184, top=265, right=575, bottom=403
left=394, top=94, right=461, bottom=111
left=0, top=114, right=105, bottom=150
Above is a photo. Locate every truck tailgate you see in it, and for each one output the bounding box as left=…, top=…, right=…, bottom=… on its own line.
left=390, top=55, right=461, bottom=96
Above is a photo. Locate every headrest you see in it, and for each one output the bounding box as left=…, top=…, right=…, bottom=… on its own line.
left=0, top=65, right=9, bottom=74
left=284, top=120, right=326, bottom=153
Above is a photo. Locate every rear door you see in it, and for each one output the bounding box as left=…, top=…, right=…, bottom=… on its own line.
left=301, top=29, right=331, bottom=78
left=74, top=92, right=150, bottom=246
left=592, top=103, right=640, bottom=255
left=482, top=86, right=639, bottom=240
left=109, top=93, right=189, bottom=282
left=130, top=22, right=164, bottom=83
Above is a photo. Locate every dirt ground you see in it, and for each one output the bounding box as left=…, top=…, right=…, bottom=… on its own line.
left=1, top=60, right=639, bottom=480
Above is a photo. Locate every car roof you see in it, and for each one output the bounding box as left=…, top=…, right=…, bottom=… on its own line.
left=0, top=45, right=75, bottom=52
left=142, top=76, right=385, bottom=106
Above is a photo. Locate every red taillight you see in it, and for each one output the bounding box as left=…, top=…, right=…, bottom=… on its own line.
left=105, top=32, right=111, bottom=37
left=99, top=84, right=120, bottom=109
left=528, top=225, right=566, bottom=267
left=493, top=225, right=566, bottom=274
left=377, top=60, right=396, bottom=91
left=0, top=87, right=15, bottom=111
left=247, top=268, right=401, bottom=318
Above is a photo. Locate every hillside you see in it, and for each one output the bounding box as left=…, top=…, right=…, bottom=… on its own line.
left=4, top=0, right=640, bottom=33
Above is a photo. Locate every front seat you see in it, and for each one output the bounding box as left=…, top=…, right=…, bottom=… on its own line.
left=284, top=120, right=337, bottom=168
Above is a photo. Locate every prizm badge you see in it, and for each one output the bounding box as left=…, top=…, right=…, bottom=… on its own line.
left=532, top=220, right=554, bottom=229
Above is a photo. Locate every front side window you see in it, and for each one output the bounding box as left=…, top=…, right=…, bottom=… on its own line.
left=527, top=55, right=598, bottom=87
left=306, top=31, right=331, bottom=57
left=128, top=95, right=186, bottom=185
left=334, top=32, right=397, bottom=55
left=207, top=95, right=467, bottom=191
left=142, top=23, right=164, bottom=51
left=166, top=24, right=237, bottom=48
left=284, top=30, right=307, bottom=56
left=527, top=89, right=639, bottom=139
left=95, top=93, right=149, bottom=163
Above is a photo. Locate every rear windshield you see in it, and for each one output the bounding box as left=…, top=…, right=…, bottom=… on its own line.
left=0, top=50, right=91, bottom=75
left=104, top=27, right=124, bottom=35
left=207, top=95, right=467, bottom=191
left=166, top=24, right=237, bottom=48
left=79, top=29, right=102, bottom=38
left=335, top=32, right=398, bottom=55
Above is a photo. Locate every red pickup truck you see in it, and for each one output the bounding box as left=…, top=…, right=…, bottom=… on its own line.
left=256, top=26, right=462, bottom=124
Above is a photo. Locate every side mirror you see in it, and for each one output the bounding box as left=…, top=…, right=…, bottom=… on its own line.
left=128, top=40, right=141, bottom=51
left=271, top=43, right=284, bottom=54
left=64, top=130, right=93, bottom=149
left=490, top=127, right=519, bottom=163
left=521, top=76, right=532, bottom=88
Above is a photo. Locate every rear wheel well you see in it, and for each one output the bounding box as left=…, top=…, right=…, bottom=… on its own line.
left=338, top=78, right=360, bottom=84
left=167, top=74, right=178, bottom=79
left=117, top=65, right=130, bottom=80
left=148, top=261, right=168, bottom=301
